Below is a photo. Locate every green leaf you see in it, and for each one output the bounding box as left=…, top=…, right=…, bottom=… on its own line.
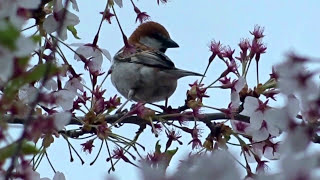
left=155, top=140, right=161, bottom=153
left=31, top=35, right=42, bottom=43
left=4, top=78, right=25, bottom=99
left=162, top=147, right=178, bottom=171
left=21, top=142, right=39, bottom=155
left=17, top=56, right=31, bottom=68
left=25, top=63, right=58, bottom=83
left=67, top=25, right=80, bottom=39
left=0, top=141, right=39, bottom=161
left=152, top=141, right=178, bottom=172
left=0, top=22, right=20, bottom=50
left=165, top=147, right=178, bottom=157
left=4, top=63, right=59, bottom=100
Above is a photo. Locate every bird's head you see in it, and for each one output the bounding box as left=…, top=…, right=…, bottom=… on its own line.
left=129, top=21, right=179, bottom=53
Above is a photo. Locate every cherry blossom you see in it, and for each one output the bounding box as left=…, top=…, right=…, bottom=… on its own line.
left=275, top=56, right=317, bottom=98
left=52, top=172, right=66, bottom=180
left=114, top=0, right=123, bottom=8
left=53, top=89, right=76, bottom=111
left=64, top=77, right=84, bottom=94
left=0, top=48, right=14, bottom=83
left=0, top=32, right=36, bottom=83
left=52, top=111, right=72, bottom=130
left=230, top=76, right=246, bottom=108
left=43, top=0, right=80, bottom=40
left=14, top=36, right=37, bottom=57
left=72, top=43, right=111, bottom=73
left=280, top=154, right=320, bottom=180
left=139, top=150, right=240, bottom=180
left=209, top=40, right=224, bottom=61
left=265, top=95, right=300, bottom=131
left=241, top=96, right=281, bottom=141
left=280, top=125, right=311, bottom=154
left=44, top=79, right=58, bottom=91
left=70, top=0, right=79, bottom=12
left=1, top=1, right=320, bottom=179
left=18, top=84, right=38, bottom=104
left=0, top=0, right=41, bottom=27
left=174, top=151, right=240, bottom=180
left=253, top=141, right=280, bottom=160
left=19, top=171, right=67, bottom=180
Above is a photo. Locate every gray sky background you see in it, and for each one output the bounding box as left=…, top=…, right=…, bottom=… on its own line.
left=29, top=0, right=320, bottom=179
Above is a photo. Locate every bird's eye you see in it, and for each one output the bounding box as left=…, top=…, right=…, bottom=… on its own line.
left=151, top=33, right=166, bottom=41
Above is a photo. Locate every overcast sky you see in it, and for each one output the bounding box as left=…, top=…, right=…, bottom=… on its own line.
left=30, top=1, right=320, bottom=179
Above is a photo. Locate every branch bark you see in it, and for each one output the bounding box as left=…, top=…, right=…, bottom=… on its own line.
left=6, top=113, right=250, bottom=126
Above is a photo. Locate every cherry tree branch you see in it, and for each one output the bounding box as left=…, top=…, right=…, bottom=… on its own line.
left=7, top=113, right=249, bottom=126
left=5, top=113, right=249, bottom=139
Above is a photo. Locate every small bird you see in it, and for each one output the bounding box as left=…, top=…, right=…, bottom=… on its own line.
left=111, top=21, right=202, bottom=104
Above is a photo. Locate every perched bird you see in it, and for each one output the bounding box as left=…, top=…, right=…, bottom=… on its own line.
left=111, top=21, right=202, bottom=104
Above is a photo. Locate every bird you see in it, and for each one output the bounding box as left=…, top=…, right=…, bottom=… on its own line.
left=111, top=21, right=202, bottom=105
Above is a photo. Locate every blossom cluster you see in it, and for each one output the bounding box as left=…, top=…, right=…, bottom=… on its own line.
left=0, top=0, right=320, bottom=180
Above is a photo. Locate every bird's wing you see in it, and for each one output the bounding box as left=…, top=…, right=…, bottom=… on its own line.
left=115, top=49, right=175, bottom=69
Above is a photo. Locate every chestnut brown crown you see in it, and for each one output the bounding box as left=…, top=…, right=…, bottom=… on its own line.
left=128, top=21, right=179, bottom=52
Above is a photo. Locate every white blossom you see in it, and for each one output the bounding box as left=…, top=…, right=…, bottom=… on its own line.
left=43, top=0, right=80, bottom=40
left=53, top=112, right=71, bottom=130
left=231, top=76, right=246, bottom=108
left=53, top=89, right=76, bottom=110
left=0, top=47, right=14, bottom=83
left=19, top=84, right=38, bottom=104
left=114, top=0, right=123, bottom=8
left=72, top=43, right=111, bottom=72
left=44, top=79, right=58, bottom=91
left=64, top=77, right=84, bottom=93
left=241, top=96, right=281, bottom=141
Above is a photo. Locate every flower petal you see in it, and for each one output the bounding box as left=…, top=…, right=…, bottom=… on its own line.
left=53, top=112, right=71, bottom=130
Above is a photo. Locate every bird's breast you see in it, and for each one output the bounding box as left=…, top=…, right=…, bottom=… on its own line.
left=111, top=61, right=178, bottom=103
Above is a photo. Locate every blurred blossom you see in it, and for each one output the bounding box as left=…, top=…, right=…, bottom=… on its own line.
left=0, top=25, right=36, bottom=83
left=53, top=89, right=76, bottom=111
left=280, top=154, right=320, bottom=180
left=250, top=25, right=265, bottom=39
left=19, top=84, right=38, bottom=104
left=265, top=95, right=300, bottom=131
left=140, top=150, right=240, bottom=180
left=52, top=111, right=71, bottom=130
left=0, top=47, right=14, bottom=83
left=44, top=79, right=58, bottom=91
left=52, top=171, right=66, bottom=180
left=275, top=56, right=317, bottom=98
left=64, top=77, right=84, bottom=93
left=0, top=0, right=41, bottom=27
left=175, top=150, right=240, bottom=180
left=280, top=125, right=311, bottom=154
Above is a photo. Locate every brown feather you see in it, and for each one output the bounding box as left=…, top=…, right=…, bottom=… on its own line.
left=128, top=21, right=170, bottom=45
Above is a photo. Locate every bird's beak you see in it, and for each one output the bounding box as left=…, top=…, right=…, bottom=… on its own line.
left=163, top=38, right=179, bottom=48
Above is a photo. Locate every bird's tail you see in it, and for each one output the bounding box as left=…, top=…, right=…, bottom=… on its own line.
left=166, top=68, right=204, bottom=78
